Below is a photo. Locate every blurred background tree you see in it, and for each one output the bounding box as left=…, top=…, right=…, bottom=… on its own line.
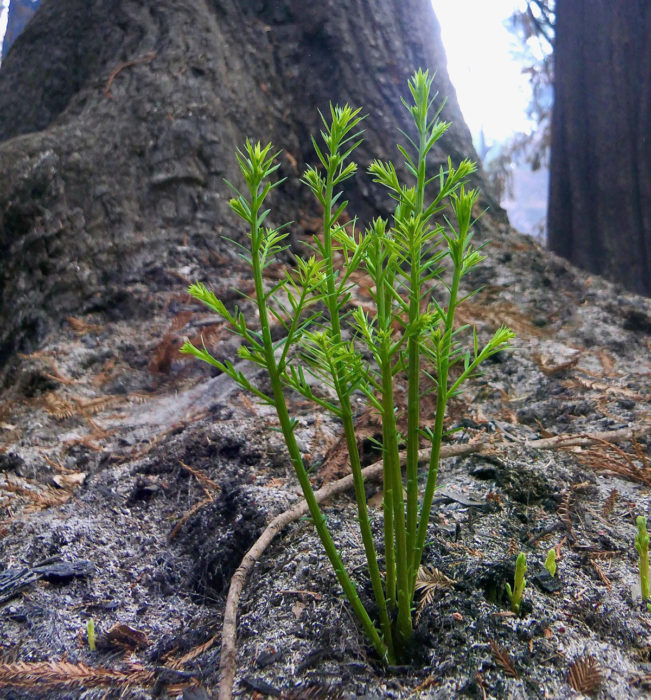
left=548, top=0, right=650, bottom=296
left=485, top=0, right=554, bottom=205
left=1, top=0, right=39, bottom=60
left=486, top=0, right=649, bottom=296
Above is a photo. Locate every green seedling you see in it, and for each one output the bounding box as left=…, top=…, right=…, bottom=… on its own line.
left=182, top=69, right=514, bottom=662
left=505, top=552, right=527, bottom=614
left=87, top=618, right=96, bottom=651
left=635, top=516, right=650, bottom=602
left=545, top=548, right=556, bottom=577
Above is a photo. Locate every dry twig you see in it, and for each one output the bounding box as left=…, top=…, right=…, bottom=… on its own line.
left=410, top=673, right=439, bottom=695
left=571, top=436, right=651, bottom=486
left=0, top=660, right=154, bottom=691
left=558, top=489, right=574, bottom=538
left=589, top=558, right=612, bottom=590
left=66, top=316, right=104, bottom=335
left=474, top=671, right=488, bottom=700
left=602, top=488, right=619, bottom=517
left=104, top=52, right=156, bottom=98
left=169, top=631, right=221, bottom=670
left=414, top=565, right=456, bottom=622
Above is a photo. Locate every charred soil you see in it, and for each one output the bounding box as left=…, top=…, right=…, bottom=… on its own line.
left=1, top=216, right=650, bottom=698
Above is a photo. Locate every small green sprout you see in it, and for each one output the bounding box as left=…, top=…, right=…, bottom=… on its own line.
left=635, top=516, right=650, bottom=601
left=87, top=618, right=96, bottom=651
left=505, top=552, right=527, bottom=614
left=545, top=548, right=556, bottom=577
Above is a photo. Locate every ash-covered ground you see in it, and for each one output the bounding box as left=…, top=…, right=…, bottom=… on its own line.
left=1, top=217, right=650, bottom=698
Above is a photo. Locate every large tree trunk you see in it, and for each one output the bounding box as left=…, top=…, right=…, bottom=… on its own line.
left=0, top=0, right=495, bottom=380
left=547, top=0, right=651, bottom=296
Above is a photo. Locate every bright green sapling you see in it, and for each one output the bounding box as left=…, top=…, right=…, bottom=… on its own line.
left=635, top=516, right=650, bottom=602
left=506, top=552, right=527, bottom=614
left=87, top=618, right=96, bottom=651
left=181, top=70, right=514, bottom=662
left=545, top=548, right=556, bottom=577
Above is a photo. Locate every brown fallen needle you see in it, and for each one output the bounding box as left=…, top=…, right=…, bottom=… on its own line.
left=217, top=425, right=649, bottom=700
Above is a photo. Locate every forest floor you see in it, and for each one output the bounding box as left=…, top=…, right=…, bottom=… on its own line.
left=1, top=217, right=650, bottom=699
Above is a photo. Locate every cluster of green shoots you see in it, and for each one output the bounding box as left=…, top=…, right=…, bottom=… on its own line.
left=182, top=70, right=514, bottom=663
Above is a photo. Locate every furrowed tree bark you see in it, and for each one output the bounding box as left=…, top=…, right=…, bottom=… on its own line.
left=547, top=0, right=651, bottom=296
left=0, top=0, right=500, bottom=382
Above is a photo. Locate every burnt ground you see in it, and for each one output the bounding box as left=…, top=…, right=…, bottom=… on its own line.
left=0, top=216, right=650, bottom=699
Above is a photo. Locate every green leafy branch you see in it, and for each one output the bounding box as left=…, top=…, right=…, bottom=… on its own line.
left=181, top=71, right=514, bottom=662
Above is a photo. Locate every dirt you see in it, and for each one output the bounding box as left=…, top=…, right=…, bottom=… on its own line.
left=1, top=213, right=650, bottom=699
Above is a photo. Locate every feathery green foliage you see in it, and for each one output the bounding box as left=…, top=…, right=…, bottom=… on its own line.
left=181, top=70, right=514, bottom=661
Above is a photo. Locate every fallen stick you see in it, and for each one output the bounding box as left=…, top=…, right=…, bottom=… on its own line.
left=217, top=424, right=649, bottom=699
left=522, top=426, right=649, bottom=450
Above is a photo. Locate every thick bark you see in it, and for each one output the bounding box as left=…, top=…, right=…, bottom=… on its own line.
left=0, top=0, right=498, bottom=379
left=548, top=0, right=651, bottom=296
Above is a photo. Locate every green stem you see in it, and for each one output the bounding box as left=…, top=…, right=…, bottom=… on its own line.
left=637, top=517, right=650, bottom=601
left=642, top=560, right=650, bottom=601
left=375, top=240, right=396, bottom=611
left=340, top=404, right=394, bottom=654
left=391, top=433, right=412, bottom=648
left=377, top=328, right=412, bottom=647
left=369, top=222, right=410, bottom=649
left=322, top=179, right=342, bottom=339
left=405, top=258, right=421, bottom=580
left=381, top=374, right=396, bottom=611
left=249, top=197, right=392, bottom=664
left=405, top=126, right=427, bottom=582
left=380, top=292, right=411, bottom=650
left=321, top=167, right=393, bottom=655
left=411, top=263, right=461, bottom=586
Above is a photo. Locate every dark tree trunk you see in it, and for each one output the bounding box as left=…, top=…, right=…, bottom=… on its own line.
left=547, top=0, right=651, bottom=296
left=0, top=0, right=495, bottom=380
